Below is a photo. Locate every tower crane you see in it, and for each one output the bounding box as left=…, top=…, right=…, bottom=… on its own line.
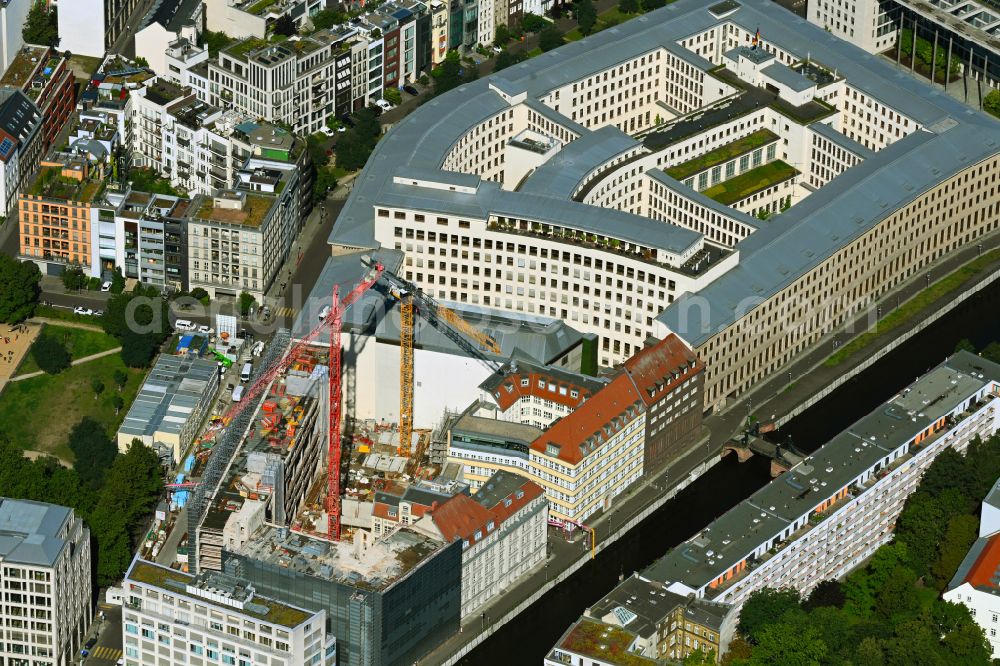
left=361, top=256, right=506, bottom=459
left=190, top=257, right=384, bottom=542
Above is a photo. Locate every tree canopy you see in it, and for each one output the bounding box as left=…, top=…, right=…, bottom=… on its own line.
left=0, top=255, right=41, bottom=323
left=539, top=24, right=565, bottom=52
left=726, top=432, right=1000, bottom=665
left=575, top=0, right=597, bottom=35
left=23, top=1, right=58, bottom=46
left=238, top=291, right=256, bottom=317
left=31, top=333, right=70, bottom=374
left=68, top=417, right=116, bottom=489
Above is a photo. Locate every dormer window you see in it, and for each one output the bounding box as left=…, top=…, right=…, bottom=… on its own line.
left=505, top=384, right=513, bottom=393
left=520, top=377, right=529, bottom=387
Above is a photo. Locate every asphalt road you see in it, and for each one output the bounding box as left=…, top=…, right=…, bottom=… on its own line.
left=82, top=603, right=123, bottom=665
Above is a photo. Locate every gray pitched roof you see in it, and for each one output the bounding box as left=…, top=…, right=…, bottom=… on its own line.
left=0, top=498, right=73, bottom=567
left=761, top=62, right=814, bottom=92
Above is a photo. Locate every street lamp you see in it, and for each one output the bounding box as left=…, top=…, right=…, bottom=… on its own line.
left=926, top=273, right=931, bottom=288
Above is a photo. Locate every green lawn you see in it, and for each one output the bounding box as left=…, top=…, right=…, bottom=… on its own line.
left=701, top=160, right=798, bottom=205
left=527, top=47, right=543, bottom=58
left=666, top=129, right=779, bottom=181
left=825, top=247, right=1000, bottom=366
left=15, top=325, right=119, bottom=376
left=0, top=354, right=144, bottom=461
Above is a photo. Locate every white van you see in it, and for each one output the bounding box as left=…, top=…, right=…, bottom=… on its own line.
left=240, top=362, right=253, bottom=382
left=232, top=385, right=244, bottom=402
left=174, top=319, right=196, bottom=331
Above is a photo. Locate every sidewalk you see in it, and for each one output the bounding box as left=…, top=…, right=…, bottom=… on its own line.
left=10, top=347, right=122, bottom=382
left=261, top=205, right=333, bottom=315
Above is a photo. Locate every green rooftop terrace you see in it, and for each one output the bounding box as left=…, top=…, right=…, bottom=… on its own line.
left=128, top=560, right=312, bottom=628
left=245, top=0, right=279, bottom=14
left=702, top=160, right=798, bottom=205
left=559, top=619, right=656, bottom=666
left=224, top=38, right=270, bottom=59
left=666, top=129, right=779, bottom=181
left=195, top=194, right=273, bottom=227
left=27, top=166, right=105, bottom=203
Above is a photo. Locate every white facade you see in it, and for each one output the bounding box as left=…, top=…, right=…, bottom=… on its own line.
left=123, top=559, right=332, bottom=666
left=0, top=0, right=30, bottom=75
left=0, top=499, right=92, bottom=666
left=807, top=0, right=897, bottom=53
left=203, top=0, right=324, bottom=39
left=944, top=583, right=1000, bottom=658
left=652, top=355, right=1000, bottom=621
left=136, top=25, right=202, bottom=79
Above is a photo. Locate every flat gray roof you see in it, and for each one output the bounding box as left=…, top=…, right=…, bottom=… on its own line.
left=644, top=351, right=1000, bottom=591
left=519, top=126, right=640, bottom=198
left=323, top=0, right=1000, bottom=349
left=761, top=62, right=814, bottom=92
left=0, top=498, right=74, bottom=567
left=118, top=354, right=217, bottom=440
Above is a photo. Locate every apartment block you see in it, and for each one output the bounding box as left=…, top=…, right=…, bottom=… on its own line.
left=77, top=56, right=158, bottom=164
left=545, top=576, right=731, bottom=665
left=19, top=158, right=106, bottom=275
left=641, top=352, right=1000, bottom=623
left=101, top=189, right=191, bottom=290
left=186, top=177, right=300, bottom=300
left=123, top=559, right=333, bottom=666
left=58, top=0, right=146, bottom=57
left=414, top=470, right=547, bottom=617
left=0, top=87, right=41, bottom=219
left=0, top=45, right=75, bottom=153
left=0, top=498, right=92, bottom=666
left=201, top=27, right=369, bottom=136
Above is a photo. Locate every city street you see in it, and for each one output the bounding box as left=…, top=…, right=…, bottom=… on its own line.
left=82, top=604, right=123, bottom=665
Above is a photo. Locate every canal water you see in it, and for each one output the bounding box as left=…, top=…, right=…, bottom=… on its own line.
left=459, top=278, right=1000, bottom=665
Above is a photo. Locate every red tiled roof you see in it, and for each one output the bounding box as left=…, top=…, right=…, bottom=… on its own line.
left=965, top=533, right=1000, bottom=589
left=622, top=334, right=702, bottom=407
left=491, top=370, right=594, bottom=412
left=430, top=475, right=544, bottom=546
left=529, top=373, right=643, bottom=465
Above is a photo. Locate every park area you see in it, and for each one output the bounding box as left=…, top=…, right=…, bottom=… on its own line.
left=0, top=324, right=141, bottom=462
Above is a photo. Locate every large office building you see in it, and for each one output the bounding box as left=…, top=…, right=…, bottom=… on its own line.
left=123, top=559, right=333, bottom=666
left=0, top=498, right=92, bottom=666
left=320, top=0, right=1000, bottom=412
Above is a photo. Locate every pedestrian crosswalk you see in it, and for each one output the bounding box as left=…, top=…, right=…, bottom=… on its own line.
left=272, top=306, right=298, bottom=319
left=89, top=645, right=122, bottom=662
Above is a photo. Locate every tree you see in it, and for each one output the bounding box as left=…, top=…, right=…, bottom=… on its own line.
left=110, top=267, right=126, bottom=294
left=312, top=8, right=348, bottom=30
left=982, top=341, right=1000, bottom=364
left=575, top=0, right=597, bottom=35
left=22, top=1, right=58, bottom=46
left=748, top=615, right=827, bottom=666
left=539, top=24, right=564, bottom=52
left=619, top=0, right=640, bottom=13
left=738, top=588, right=802, bottom=644
left=0, top=255, right=41, bottom=323
left=31, top=334, right=70, bottom=374
left=91, top=378, right=105, bottom=400
left=495, top=24, right=511, bottom=46
left=190, top=287, right=211, bottom=306
left=495, top=49, right=515, bottom=71
left=383, top=87, right=402, bottom=105
left=61, top=266, right=86, bottom=291
left=802, top=580, right=845, bottom=611
left=113, top=368, right=128, bottom=392
left=314, top=166, right=337, bottom=203
left=238, top=291, right=256, bottom=317
left=432, top=51, right=465, bottom=96
left=102, top=290, right=170, bottom=342
left=954, top=338, right=976, bottom=354
left=641, top=0, right=666, bottom=10
left=112, top=395, right=125, bottom=415
left=120, top=330, right=159, bottom=368
left=201, top=30, right=234, bottom=55
left=272, top=14, right=296, bottom=37
left=134, top=56, right=149, bottom=68
left=334, top=131, right=370, bottom=171
left=68, top=417, right=117, bottom=489
left=683, top=648, right=717, bottom=665
left=931, top=514, right=978, bottom=589
left=521, top=13, right=549, bottom=32
left=985, top=90, right=1000, bottom=119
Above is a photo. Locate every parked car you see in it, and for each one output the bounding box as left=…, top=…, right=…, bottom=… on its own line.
left=73, top=307, right=93, bottom=316
left=492, top=45, right=503, bottom=54
left=100, top=281, right=112, bottom=292
left=375, top=98, right=393, bottom=111
left=340, top=113, right=356, bottom=128
left=94, top=310, right=104, bottom=317
left=174, top=319, right=196, bottom=331
left=403, top=84, right=419, bottom=96
left=198, top=325, right=214, bottom=335
left=84, top=637, right=97, bottom=651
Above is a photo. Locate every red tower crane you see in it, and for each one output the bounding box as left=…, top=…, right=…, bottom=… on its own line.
left=325, top=260, right=384, bottom=540
left=208, top=258, right=383, bottom=542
